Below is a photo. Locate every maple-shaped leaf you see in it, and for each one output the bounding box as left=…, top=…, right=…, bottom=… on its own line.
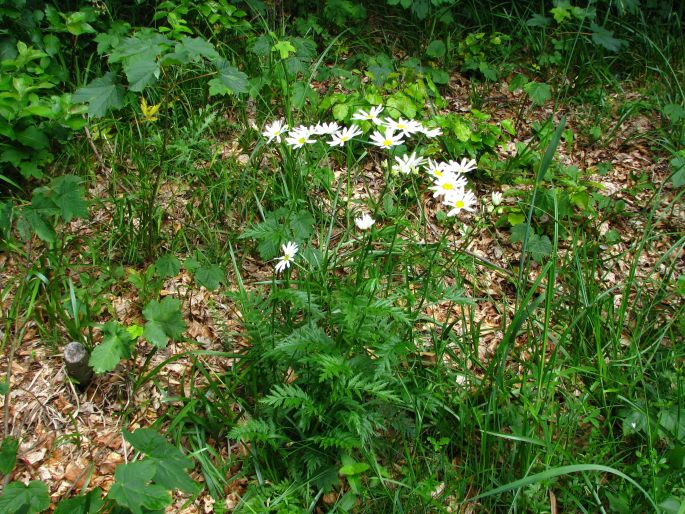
left=49, top=175, right=88, bottom=222
left=123, top=429, right=199, bottom=494
left=89, top=321, right=134, bottom=374
left=524, top=82, right=552, bottom=106
left=194, top=263, right=224, bottom=291
left=155, top=253, right=181, bottom=278
left=0, top=480, right=50, bottom=514
left=142, top=297, right=186, bottom=348
left=208, top=58, right=248, bottom=96
left=590, top=22, right=626, bottom=52
left=527, top=233, right=553, bottom=263
left=107, top=461, right=171, bottom=514
left=73, top=73, right=125, bottom=118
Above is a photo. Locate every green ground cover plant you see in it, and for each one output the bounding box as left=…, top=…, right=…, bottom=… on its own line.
left=1, top=0, right=684, bottom=512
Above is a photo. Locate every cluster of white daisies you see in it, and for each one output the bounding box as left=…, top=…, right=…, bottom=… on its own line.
left=263, top=105, right=482, bottom=273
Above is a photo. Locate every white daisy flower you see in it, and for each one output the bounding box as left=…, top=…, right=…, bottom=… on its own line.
left=313, top=122, right=340, bottom=135
left=382, top=117, right=423, bottom=137
left=424, top=158, right=448, bottom=179
left=445, top=158, right=477, bottom=174
left=420, top=125, right=442, bottom=138
left=491, top=191, right=503, bottom=206
left=429, top=172, right=468, bottom=199
left=369, top=128, right=405, bottom=149
left=327, top=125, right=363, bottom=147
left=354, top=213, right=375, bottom=230
left=352, top=105, right=384, bottom=125
left=262, top=119, right=288, bottom=143
left=392, top=152, right=425, bottom=174
left=275, top=241, right=298, bottom=273
left=285, top=127, right=316, bottom=149
left=443, top=189, right=477, bottom=216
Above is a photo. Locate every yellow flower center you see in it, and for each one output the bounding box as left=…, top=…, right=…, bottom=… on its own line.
left=455, top=200, right=465, bottom=208
left=443, top=183, right=453, bottom=190
left=397, top=123, right=406, bottom=129
left=341, top=136, right=349, bottom=142
left=433, top=169, right=443, bottom=177
left=383, top=140, right=392, bottom=147
left=298, top=137, right=305, bottom=144
left=283, top=255, right=290, bottom=261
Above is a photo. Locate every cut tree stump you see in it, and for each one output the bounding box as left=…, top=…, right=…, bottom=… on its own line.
left=64, top=342, right=93, bottom=388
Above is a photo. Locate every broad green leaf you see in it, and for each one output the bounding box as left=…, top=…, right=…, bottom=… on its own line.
left=332, top=103, right=348, bottom=121
left=0, top=380, right=8, bottom=395
left=143, top=297, right=186, bottom=348
left=510, top=223, right=528, bottom=243
left=23, top=208, right=56, bottom=243
left=73, top=73, right=125, bottom=118
left=194, top=264, right=224, bottom=291
left=16, top=126, right=49, bottom=149
left=290, top=211, right=315, bottom=240
left=663, top=103, right=685, bottom=124
left=65, top=10, right=96, bottom=36
left=124, top=54, right=160, bottom=92
left=89, top=321, right=133, bottom=374
left=49, top=175, right=88, bottom=222
left=54, top=488, right=104, bottom=514
left=123, top=429, right=198, bottom=494
left=426, top=39, right=446, bottom=58
left=524, top=82, right=552, bottom=106
left=339, top=462, right=370, bottom=476
left=527, top=233, right=552, bottom=263
left=387, top=92, right=417, bottom=119
left=155, top=254, right=181, bottom=278
left=0, top=480, right=50, bottom=514
left=590, top=23, right=626, bottom=52
left=272, top=40, right=296, bottom=59
left=0, top=436, right=18, bottom=474
left=165, top=36, right=219, bottom=63
left=107, top=461, right=171, bottom=514
left=209, top=59, right=248, bottom=96
left=670, top=154, right=685, bottom=187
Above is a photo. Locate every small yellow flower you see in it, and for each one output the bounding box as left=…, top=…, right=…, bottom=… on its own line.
left=140, top=97, right=161, bottom=123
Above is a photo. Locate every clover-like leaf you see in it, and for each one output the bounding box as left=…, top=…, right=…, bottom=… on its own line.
left=54, top=488, right=104, bottom=514
left=142, top=297, right=186, bottom=348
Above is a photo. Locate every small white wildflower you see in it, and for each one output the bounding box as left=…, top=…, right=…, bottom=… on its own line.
left=327, top=125, right=363, bottom=147
left=352, top=105, right=384, bottom=125
left=369, top=128, right=405, bottom=149
left=420, top=125, right=442, bottom=138
left=285, top=126, right=316, bottom=149
left=275, top=241, right=298, bottom=273
left=313, top=121, right=340, bottom=135
left=491, top=191, right=503, bottom=206
left=424, top=158, right=448, bottom=179
left=382, top=117, right=423, bottom=137
left=392, top=152, right=425, bottom=174
left=429, top=172, right=467, bottom=199
left=443, top=189, right=477, bottom=216
left=445, top=158, right=477, bottom=174
left=354, top=213, right=375, bottom=230
left=262, top=119, right=288, bottom=143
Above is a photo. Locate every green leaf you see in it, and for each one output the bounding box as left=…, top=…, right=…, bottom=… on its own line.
left=49, top=175, right=88, bottom=222
left=0, top=436, right=18, bottom=474
left=527, top=233, right=552, bottom=263
left=387, top=92, right=417, bottom=119
left=54, top=488, right=104, bottom=514
left=663, top=103, right=685, bottom=124
left=524, top=82, right=552, bottom=106
left=670, top=154, right=685, bottom=187
left=143, top=297, right=186, bottom=348
left=73, top=73, right=125, bottom=118
left=0, top=380, right=8, bottom=395
left=272, top=40, right=297, bottom=59
left=175, top=36, right=219, bottom=62
left=339, top=462, right=370, bottom=476
left=0, top=480, right=50, bottom=514
left=194, top=264, right=224, bottom=291
left=89, top=321, right=134, bottom=374
left=209, top=59, right=248, bottom=96
left=426, top=39, right=446, bottom=58
left=155, top=254, right=181, bottom=278
left=107, top=461, right=171, bottom=514
left=290, top=211, right=314, bottom=240
left=124, top=54, right=160, bottom=92
left=16, top=126, right=49, bottom=149
left=123, top=429, right=198, bottom=494
left=590, top=23, right=626, bottom=52
left=332, top=103, right=349, bottom=121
